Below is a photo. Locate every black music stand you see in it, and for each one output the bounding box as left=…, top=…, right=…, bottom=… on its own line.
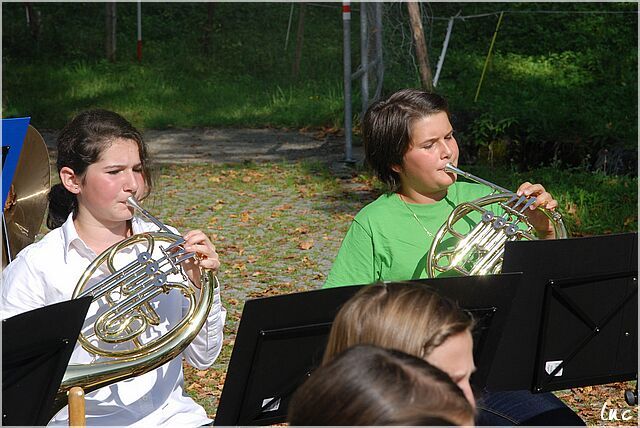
left=214, top=273, right=523, bottom=426
left=491, top=232, right=638, bottom=392
left=2, top=296, right=93, bottom=426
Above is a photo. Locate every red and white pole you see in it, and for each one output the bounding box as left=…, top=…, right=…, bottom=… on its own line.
left=136, top=1, right=142, bottom=62
left=342, top=1, right=351, bottom=20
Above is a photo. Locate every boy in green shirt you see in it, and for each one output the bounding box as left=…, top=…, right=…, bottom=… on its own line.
left=324, top=88, right=558, bottom=288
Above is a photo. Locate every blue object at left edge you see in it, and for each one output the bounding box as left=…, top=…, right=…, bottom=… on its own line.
left=2, top=117, right=31, bottom=209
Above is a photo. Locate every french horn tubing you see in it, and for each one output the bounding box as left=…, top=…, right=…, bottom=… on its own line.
left=426, top=163, right=567, bottom=278
left=53, top=196, right=218, bottom=414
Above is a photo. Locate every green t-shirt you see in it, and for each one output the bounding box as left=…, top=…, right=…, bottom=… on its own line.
left=324, top=180, right=498, bottom=288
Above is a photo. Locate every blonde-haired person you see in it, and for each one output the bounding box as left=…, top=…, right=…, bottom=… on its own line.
left=288, top=344, right=475, bottom=426
left=324, top=282, right=476, bottom=405
left=323, top=282, right=584, bottom=426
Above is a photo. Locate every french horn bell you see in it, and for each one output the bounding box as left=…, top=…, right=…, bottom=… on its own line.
left=426, top=163, right=568, bottom=277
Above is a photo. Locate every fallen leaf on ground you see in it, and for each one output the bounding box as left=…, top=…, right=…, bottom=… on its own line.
left=299, top=240, right=314, bottom=250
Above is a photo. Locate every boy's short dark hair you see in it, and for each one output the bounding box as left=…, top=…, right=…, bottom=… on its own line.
left=363, top=88, right=450, bottom=190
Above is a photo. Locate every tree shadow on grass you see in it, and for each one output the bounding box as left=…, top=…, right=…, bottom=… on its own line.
left=3, top=62, right=139, bottom=129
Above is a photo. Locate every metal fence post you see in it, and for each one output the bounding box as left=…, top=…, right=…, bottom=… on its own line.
left=360, top=2, right=369, bottom=116
left=374, top=2, right=384, bottom=101
left=137, top=2, right=142, bottom=62
left=343, top=2, right=354, bottom=162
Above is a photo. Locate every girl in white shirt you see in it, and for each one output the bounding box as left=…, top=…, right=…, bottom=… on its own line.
left=1, top=109, right=226, bottom=426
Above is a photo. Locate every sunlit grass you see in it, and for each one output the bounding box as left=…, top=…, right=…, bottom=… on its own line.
left=4, top=60, right=346, bottom=130
left=466, top=165, right=638, bottom=236
left=498, top=52, right=594, bottom=87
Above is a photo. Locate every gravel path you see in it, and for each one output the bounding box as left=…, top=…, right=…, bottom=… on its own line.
left=40, top=127, right=364, bottom=167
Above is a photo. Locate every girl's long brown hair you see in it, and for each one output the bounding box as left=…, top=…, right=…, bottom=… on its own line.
left=47, top=109, right=151, bottom=229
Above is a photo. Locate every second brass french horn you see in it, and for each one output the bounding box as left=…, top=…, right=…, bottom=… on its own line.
left=2, top=125, right=50, bottom=269
left=426, top=163, right=568, bottom=277
left=53, top=196, right=218, bottom=413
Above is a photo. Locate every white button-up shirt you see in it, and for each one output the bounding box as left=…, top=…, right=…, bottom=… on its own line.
left=1, top=213, right=226, bottom=427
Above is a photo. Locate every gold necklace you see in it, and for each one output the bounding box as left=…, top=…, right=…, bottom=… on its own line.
left=398, top=193, right=434, bottom=238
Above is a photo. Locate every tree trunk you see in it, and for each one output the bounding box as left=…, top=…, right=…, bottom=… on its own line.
left=406, top=2, right=433, bottom=91
left=105, top=2, right=117, bottom=62
left=292, top=3, right=306, bottom=79
left=24, top=3, right=41, bottom=40
left=202, top=2, right=216, bottom=54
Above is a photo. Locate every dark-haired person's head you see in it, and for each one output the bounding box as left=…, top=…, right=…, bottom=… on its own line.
left=47, top=109, right=151, bottom=229
left=288, top=344, right=475, bottom=426
left=323, top=282, right=476, bottom=406
left=363, top=88, right=450, bottom=191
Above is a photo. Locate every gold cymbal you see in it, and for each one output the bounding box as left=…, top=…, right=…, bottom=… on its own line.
left=2, top=125, right=51, bottom=268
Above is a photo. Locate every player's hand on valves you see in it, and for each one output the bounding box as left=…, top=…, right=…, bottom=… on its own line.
left=181, top=230, right=220, bottom=287
left=516, top=182, right=559, bottom=240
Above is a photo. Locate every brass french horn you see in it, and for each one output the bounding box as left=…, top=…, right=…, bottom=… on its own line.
left=426, top=163, right=568, bottom=277
left=52, top=196, right=218, bottom=414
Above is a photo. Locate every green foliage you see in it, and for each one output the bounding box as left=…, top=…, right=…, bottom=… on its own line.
left=465, top=165, right=638, bottom=236
left=2, top=2, right=637, bottom=171
left=469, top=115, right=517, bottom=145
